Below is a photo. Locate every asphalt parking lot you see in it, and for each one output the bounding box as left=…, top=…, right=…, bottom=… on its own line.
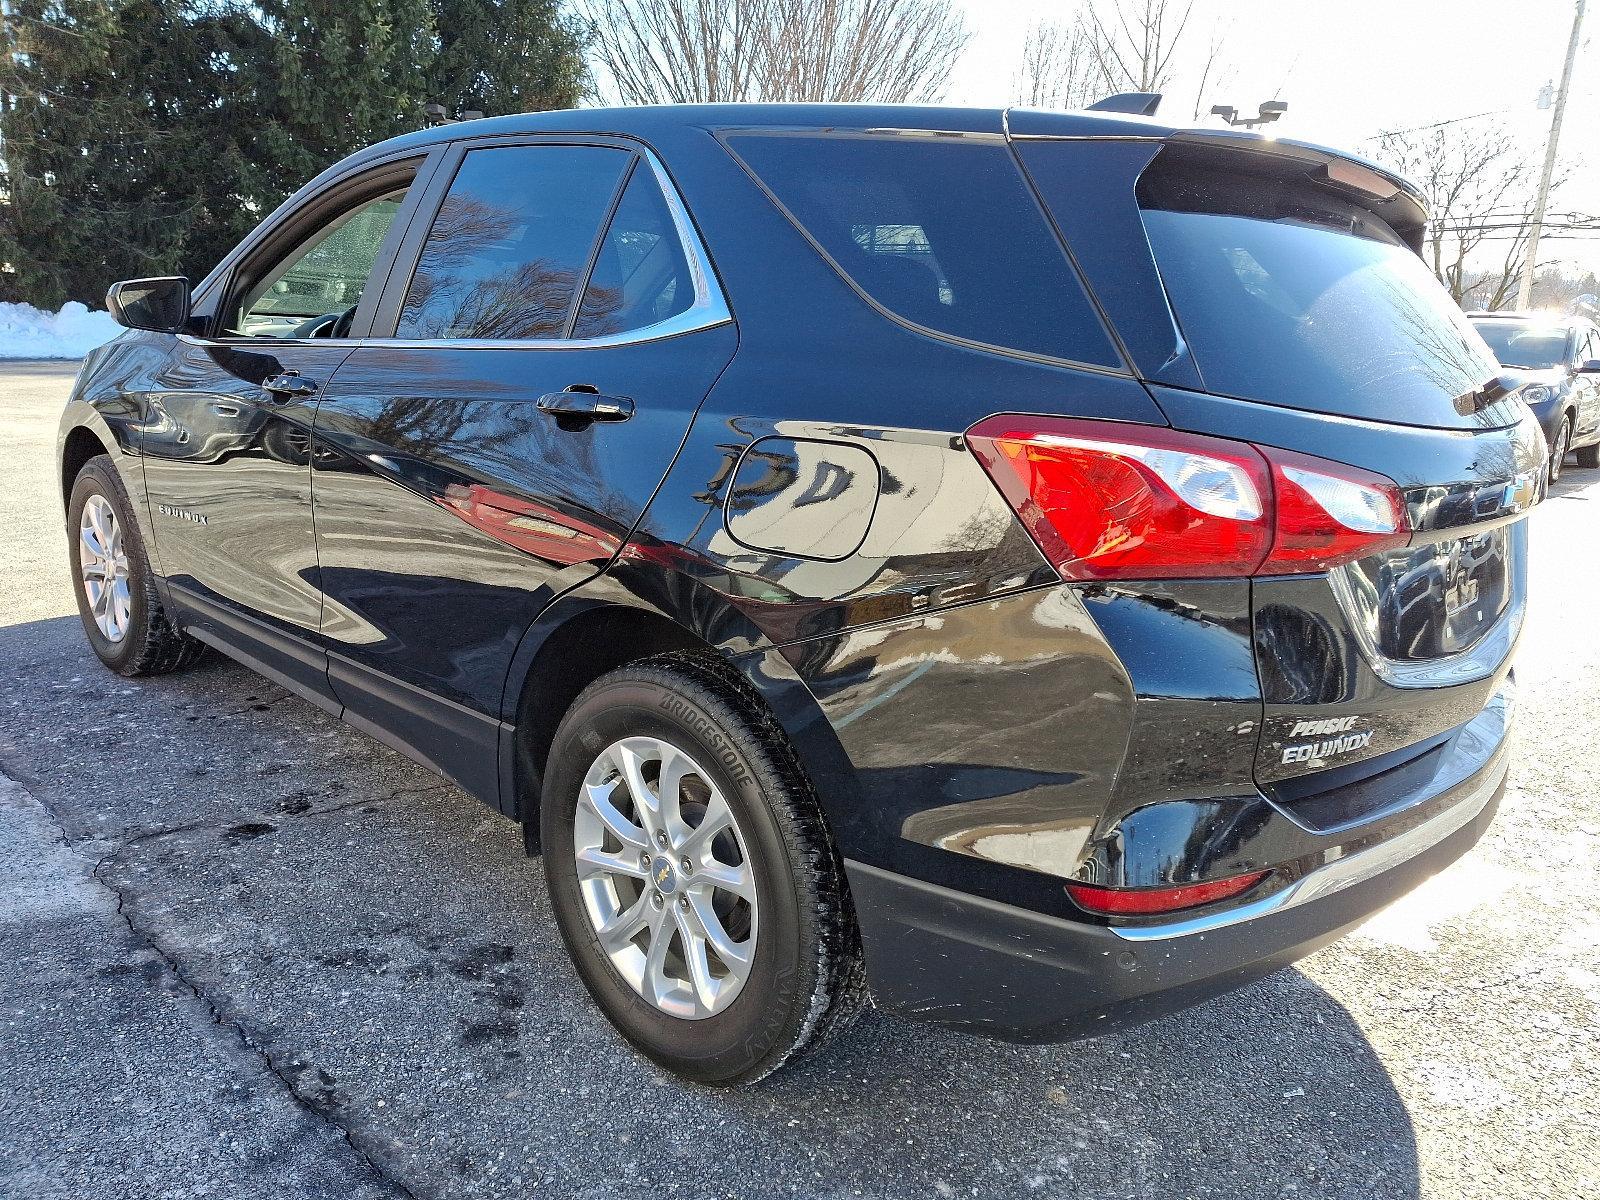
left=2, top=357, right=1598, bottom=1200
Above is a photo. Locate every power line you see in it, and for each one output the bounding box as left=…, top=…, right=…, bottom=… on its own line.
left=1376, top=107, right=1516, bottom=138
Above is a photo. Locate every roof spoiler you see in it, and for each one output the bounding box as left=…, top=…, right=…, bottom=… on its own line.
left=1085, top=92, right=1163, bottom=116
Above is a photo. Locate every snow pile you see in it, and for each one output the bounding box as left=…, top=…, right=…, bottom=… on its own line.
left=0, top=301, right=122, bottom=360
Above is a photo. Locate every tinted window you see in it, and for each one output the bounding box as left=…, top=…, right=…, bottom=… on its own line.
left=726, top=133, right=1121, bottom=368
left=574, top=163, right=695, bottom=338
left=238, top=192, right=404, bottom=337
left=397, top=145, right=630, bottom=340
left=1138, top=165, right=1506, bottom=428
left=1472, top=320, right=1571, bottom=370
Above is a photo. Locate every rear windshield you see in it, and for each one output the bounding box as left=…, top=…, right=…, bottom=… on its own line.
left=1471, top=320, right=1570, bottom=370
left=1138, top=164, right=1508, bottom=428
left=725, top=132, right=1122, bottom=369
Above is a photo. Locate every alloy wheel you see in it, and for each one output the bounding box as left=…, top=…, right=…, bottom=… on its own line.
left=573, top=735, right=758, bottom=1020
left=79, top=495, right=131, bottom=643
left=1551, top=421, right=1571, bottom=483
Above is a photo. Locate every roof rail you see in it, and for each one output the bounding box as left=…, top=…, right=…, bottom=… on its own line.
left=1085, top=92, right=1163, bottom=116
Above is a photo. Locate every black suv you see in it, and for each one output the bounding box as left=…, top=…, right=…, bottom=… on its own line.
left=60, top=103, right=1542, bottom=1085
left=1468, top=310, right=1600, bottom=482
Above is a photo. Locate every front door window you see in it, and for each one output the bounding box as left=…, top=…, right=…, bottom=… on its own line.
left=233, top=191, right=406, bottom=339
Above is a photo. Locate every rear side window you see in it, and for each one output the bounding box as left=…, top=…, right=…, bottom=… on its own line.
left=725, top=133, right=1121, bottom=369
left=574, top=164, right=695, bottom=338
left=397, top=145, right=631, bottom=340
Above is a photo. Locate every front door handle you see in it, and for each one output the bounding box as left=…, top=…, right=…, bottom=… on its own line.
left=536, top=389, right=634, bottom=424
left=262, top=371, right=319, bottom=402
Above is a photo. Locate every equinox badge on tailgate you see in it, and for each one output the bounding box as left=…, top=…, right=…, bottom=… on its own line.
left=1281, top=716, right=1373, bottom=764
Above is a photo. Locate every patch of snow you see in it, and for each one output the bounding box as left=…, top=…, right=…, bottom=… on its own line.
left=0, top=301, right=121, bottom=360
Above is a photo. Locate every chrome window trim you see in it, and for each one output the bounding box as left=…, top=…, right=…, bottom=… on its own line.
left=181, top=143, right=732, bottom=354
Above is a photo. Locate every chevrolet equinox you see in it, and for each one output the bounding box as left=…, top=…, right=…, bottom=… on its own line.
left=58, top=100, right=1542, bottom=1085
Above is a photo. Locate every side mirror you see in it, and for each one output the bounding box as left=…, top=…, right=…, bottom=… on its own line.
left=105, top=276, right=190, bottom=334
left=1577, top=359, right=1600, bottom=374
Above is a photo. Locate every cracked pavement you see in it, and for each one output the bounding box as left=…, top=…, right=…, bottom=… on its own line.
left=2, top=359, right=1598, bottom=1199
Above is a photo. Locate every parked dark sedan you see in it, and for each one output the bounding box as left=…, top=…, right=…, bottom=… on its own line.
left=1468, top=311, right=1600, bottom=482
left=59, top=102, right=1542, bottom=1085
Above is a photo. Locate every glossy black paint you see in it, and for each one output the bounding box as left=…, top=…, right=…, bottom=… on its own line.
left=61, top=103, right=1534, bottom=1041
left=308, top=328, right=737, bottom=797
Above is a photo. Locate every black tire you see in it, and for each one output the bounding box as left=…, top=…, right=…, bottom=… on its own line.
left=1550, top=417, right=1573, bottom=483
left=1575, top=441, right=1600, bottom=470
left=541, top=652, right=866, bottom=1085
left=66, top=455, right=207, bottom=677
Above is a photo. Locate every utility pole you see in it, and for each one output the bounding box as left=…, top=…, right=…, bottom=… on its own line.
left=1517, top=0, right=1586, bottom=310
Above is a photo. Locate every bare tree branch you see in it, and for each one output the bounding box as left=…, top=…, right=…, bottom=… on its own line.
left=1084, top=0, right=1194, bottom=93
left=1368, top=119, right=1554, bottom=308
left=1013, top=15, right=1100, bottom=109
left=581, top=0, right=968, bottom=104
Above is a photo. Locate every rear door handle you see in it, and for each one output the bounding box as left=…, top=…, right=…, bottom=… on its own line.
left=262, top=372, right=319, bottom=402
left=536, top=389, right=634, bottom=424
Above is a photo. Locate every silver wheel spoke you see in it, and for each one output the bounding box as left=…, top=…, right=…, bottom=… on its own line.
left=79, top=495, right=132, bottom=645
left=679, top=791, right=735, bottom=860
left=575, top=843, right=648, bottom=881
left=573, top=732, right=758, bottom=1021
left=674, top=908, right=720, bottom=1011
left=595, top=888, right=653, bottom=952
left=688, top=889, right=752, bottom=972
left=615, top=741, right=663, bottom=838
left=693, top=859, right=755, bottom=903
left=642, top=904, right=675, bottom=1005
left=580, top=777, right=649, bottom=853
left=656, top=747, right=694, bottom=843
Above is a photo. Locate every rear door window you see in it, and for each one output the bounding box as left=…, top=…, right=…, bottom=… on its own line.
left=724, top=132, right=1121, bottom=369
left=1136, top=159, right=1510, bottom=429
left=573, top=163, right=696, bottom=338
left=396, top=145, right=631, bottom=340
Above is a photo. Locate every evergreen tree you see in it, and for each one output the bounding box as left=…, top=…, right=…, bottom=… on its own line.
left=0, top=0, right=274, bottom=306
left=427, top=0, right=587, bottom=117
left=0, top=0, right=589, bottom=308
left=253, top=0, right=437, bottom=186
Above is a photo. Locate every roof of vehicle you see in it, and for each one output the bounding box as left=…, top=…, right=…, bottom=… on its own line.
left=347, top=102, right=1421, bottom=208
left=1467, top=310, right=1590, bottom=326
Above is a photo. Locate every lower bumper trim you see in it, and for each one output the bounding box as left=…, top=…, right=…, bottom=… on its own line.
left=846, top=763, right=1504, bottom=1043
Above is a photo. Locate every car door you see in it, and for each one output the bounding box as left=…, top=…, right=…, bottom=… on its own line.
left=1577, top=326, right=1600, bottom=440
left=139, top=154, right=436, bottom=705
left=308, top=137, right=737, bottom=801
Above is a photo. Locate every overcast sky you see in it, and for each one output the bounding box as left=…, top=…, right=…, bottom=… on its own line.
left=946, top=0, right=1598, bottom=274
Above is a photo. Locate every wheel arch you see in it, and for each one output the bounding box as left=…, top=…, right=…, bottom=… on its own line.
left=499, top=565, right=863, bottom=857
left=59, top=423, right=115, bottom=510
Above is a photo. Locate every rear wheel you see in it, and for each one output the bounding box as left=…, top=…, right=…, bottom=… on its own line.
left=1550, top=416, right=1573, bottom=483
left=1575, top=440, right=1600, bottom=469
left=541, top=653, right=865, bottom=1085
left=67, top=455, right=206, bottom=676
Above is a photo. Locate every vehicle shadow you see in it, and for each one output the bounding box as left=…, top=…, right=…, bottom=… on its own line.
left=0, top=611, right=1421, bottom=1200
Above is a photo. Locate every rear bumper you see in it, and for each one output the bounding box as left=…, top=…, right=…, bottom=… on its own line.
left=846, top=743, right=1505, bottom=1042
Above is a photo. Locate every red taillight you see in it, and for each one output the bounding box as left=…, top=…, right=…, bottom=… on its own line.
left=1065, top=870, right=1270, bottom=916
left=966, top=416, right=1408, bottom=579
left=1257, top=447, right=1409, bottom=573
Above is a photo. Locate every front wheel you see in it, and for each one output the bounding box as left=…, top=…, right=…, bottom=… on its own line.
left=541, top=653, right=865, bottom=1085
left=1550, top=417, right=1573, bottom=483
left=66, top=455, right=207, bottom=676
